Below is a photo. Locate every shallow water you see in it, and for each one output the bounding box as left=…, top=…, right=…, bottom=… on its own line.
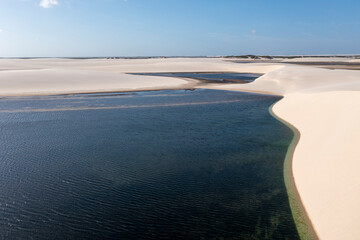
left=0, top=89, right=299, bottom=239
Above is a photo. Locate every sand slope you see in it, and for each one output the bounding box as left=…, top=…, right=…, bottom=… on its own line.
left=273, top=92, right=360, bottom=239
left=206, top=64, right=360, bottom=239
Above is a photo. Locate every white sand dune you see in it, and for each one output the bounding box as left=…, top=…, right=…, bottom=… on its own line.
left=204, top=63, right=360, bottom=240
left=0, top=58, right=278, bottom=96
left=273, top=92, right=360, bottom=240
left=1, top=58, right=360, bottom=239
left=0, top=69, right=192, bottom=96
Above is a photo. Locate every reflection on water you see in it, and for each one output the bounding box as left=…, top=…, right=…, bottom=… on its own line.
left=0, top=90, right=299, bottom=239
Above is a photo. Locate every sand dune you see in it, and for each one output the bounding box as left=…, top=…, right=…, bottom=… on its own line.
left=1, top=58, right=359, bottom=239
left=205, top=63, right=360, bottom=240
left=0, top=68, right=192, bottom=96
left=273, top=92, right=360, bottom=240
left=0, top=58, right=279, bottom=96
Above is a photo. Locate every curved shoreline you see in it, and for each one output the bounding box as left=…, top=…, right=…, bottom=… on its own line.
left=269, top=103, right=318, bottom=240
left=201, top=60, right=360, bottom=239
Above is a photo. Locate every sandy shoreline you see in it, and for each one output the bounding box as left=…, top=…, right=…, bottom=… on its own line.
left=269, top=106, right=318, bottom=240
left=1, top=58, right=360, bottom=239
left=206, top=62, right=360, bottom=239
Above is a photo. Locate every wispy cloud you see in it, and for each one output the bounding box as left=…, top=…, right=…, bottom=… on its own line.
left=39, top=0, right=59, bottom=8
left=0, top=29, right=3, bottom=33
left=251, top=29, right=256, bottom=35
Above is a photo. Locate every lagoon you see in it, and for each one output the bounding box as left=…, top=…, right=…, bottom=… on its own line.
left=0, top=89, right=298, bottom=239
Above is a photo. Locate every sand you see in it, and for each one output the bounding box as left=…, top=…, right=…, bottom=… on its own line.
left=273, top=92, right=360, bottom=240
left=0, top=69, right=193, bottom=96
left=0, top=58, right=279, bottom=96
left=1, top=58, right=360, bottom=239
left=205, top=64, right=360, bottom=240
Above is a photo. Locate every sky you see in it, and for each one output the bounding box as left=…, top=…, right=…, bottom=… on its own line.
left=0, top=0, right=360, bottom=57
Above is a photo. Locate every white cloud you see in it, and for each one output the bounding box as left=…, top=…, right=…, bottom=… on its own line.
left=39, top=0, right=59, bottom=8
left=0, top=29, right=3, bottom=33
left=251, top=29, right=256, bottom=34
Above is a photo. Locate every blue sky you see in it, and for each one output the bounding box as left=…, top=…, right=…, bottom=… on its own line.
left=0, top=0, right=359, bottom=57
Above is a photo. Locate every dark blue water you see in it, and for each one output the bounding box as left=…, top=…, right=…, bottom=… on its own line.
left=0, top=90, right=298, bottom=239
left=131, top=72, right=261, bottom=84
